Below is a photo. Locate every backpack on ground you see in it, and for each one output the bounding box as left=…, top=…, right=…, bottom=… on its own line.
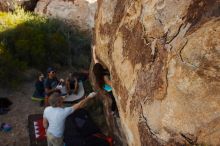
left=64, top=108, right=112, bottom=146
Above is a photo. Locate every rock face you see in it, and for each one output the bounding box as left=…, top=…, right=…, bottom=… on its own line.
left=0, top=1, right=11, bottom=11
left=90, top=0, right=220, bottom=145
left=0, top=0, right=38, bottom=11
left=35, top=0, right=97, bottom=31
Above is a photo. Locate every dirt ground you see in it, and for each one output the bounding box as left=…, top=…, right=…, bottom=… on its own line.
left=0, top=81, right=44, bottom=146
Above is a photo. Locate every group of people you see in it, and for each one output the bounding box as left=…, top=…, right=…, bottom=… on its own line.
left=32, top=67, right=97, bottom=146
left=32, top=67, right=83, bottom=105
left=31, top=62, right=119, bottom=146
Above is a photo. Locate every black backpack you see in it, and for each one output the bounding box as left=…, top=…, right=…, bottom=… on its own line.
left=0, top=97, right=12, bottom=115
left=0, top=97, right=12, bottom=108
left=64, top=108, right=112, bottom=146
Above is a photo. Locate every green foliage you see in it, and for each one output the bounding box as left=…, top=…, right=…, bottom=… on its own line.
left=0, top=7, right=91, bottom=87
left=0, top=43, right=27, bottom=87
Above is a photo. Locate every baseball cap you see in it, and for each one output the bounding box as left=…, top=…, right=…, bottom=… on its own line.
left=47, top=67, right=55, bottom=73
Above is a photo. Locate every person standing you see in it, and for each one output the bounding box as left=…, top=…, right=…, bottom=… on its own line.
left=43, top=91, right=97, bottom=146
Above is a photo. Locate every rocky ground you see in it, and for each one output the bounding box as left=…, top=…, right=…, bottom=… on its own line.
left=0, top=81, right=44, bottom=146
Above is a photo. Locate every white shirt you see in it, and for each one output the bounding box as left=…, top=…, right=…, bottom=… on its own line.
left=43, top=106, right=74, bottom=137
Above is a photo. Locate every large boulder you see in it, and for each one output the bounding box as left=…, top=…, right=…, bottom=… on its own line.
left=0, top=1, right=11, bottom=11
left=90, top=0, right=220, bottom=145
left=0, top=0, right=38, bottom=11
left=34, top=0, right=97, bottom=31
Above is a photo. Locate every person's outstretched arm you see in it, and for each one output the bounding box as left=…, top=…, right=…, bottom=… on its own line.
left=72, top=92, right=97, bottom=110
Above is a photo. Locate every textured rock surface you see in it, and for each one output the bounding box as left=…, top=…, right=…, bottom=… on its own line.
left=91, top=0, right=220, bottom=145
left=0, top=0, right=38, bottom=11
left=35, top=0, right=97, bottom=31
left=0, top=1, right=11, bottom=11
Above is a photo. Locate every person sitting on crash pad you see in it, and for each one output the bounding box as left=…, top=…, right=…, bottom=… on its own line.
left=32, top=73, right=45, bottom=101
